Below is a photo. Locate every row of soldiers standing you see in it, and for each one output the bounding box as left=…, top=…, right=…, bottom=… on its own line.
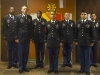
left=2, top=5, right=100, bottom=75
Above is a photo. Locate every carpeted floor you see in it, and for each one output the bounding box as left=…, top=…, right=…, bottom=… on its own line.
left=0, top=61, right=100, bottom=75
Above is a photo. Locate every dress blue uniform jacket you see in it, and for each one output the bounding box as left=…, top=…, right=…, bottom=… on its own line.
left=74, top=20, right=95, bottom=46
left=17, top=14, right=32, bottom=43
left=60, top=20, right=75, bottom=43
left=2, top=15, right=18, bottom=41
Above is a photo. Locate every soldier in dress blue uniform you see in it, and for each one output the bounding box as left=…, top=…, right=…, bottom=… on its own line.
left=90, top=13, right=100, bottom=67
left=32, top=11, right=46, bottom=68
left=16, top=6, right=32, bottom=73
left=74, top=11, right=95, bottom=75
left=60, top=12, right=75, bottom=68
left=46, top=11, right=61, bottom=74
left=2, top=7, right=18, bottom=69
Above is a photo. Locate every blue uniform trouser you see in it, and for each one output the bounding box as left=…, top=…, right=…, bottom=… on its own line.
left=62, top=43, right=72, bottom=65
left=78, top=46, right=90, bottom=72
left=7, top=41, right=18, bottom=66
left=90, top=44, right=98, bottom=65
left=35, top=42, right=44, bottom=65
left=18, top=43, right=29, bottom=70
left=48, top=47, right=59, bottom=70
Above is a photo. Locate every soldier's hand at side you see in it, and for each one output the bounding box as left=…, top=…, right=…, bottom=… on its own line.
left=45, top=43, right=47, bottom=46
left=60, top=43, right=62, bottom=46
left=75, top=42, right=78, bottom=45
left=90, top=43, right=94, bottom=46
left=4, top=40, right=7, bottom=43
left=98, top=40, right=100, bottom=43
left=15, top=39, right=19, bottom=43
left=32, top=40, right=34, bottom=43
left=30, top=39, right=32, bottom=41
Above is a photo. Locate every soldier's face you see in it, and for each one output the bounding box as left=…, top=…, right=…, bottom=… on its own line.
left=9, top=7, right=15, bottom=15
left=21, top=6, right=28, bottom=14
left=90, top=14, right=96, bottom=20
left=80, top=12, right=87, bottom=20
left=37, top=12, right=42, bottom=18
left=64, top=13, right=70, bottom=20
left=50, top=11, right=56, bottom=19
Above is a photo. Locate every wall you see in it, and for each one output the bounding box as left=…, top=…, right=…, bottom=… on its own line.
left=0, top=0, right=1, bottom=61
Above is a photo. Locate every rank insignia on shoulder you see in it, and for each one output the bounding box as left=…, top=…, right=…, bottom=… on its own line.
left=20, top=19, right=24, bottom=23
left=34, top=22, right=37, bottom=25
left=77, top=24, right=80, bottom=28
left=7, top=19, right=10, bottom=23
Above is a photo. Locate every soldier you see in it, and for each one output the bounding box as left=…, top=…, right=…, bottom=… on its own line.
left=2, top=7, right=18, bottom=69
left=16, top=6, right=32, bottom=73
left=74, top=11, right=94, bottom=75
left=46, top=11, right=61, bottom=74
left=90, top=13, right=100, bottom=67
left=60, top=12, right=75, bottom=68
left=32, top=11, right=46, bottom=68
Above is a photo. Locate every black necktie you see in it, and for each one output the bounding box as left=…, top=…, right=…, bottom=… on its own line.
left=52, top=21, right=54, bottom=24
left=66, top=20, right=68, bottom=24
left=25, top=15, right=27, bottom=19
left=83, top=20, right=84, bottom=24
left=11, top=15, right=14, bottom=19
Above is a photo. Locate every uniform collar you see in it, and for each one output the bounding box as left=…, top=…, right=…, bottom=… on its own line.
left=92, top=20, right=95, bottom=22
left=22, top=14, right=27, bottom=17
left=9, top=14, right=14, bottom=19
left=81, top=19, right=87, bottom=23
left=51, top=20, right=56, bottom=23
left=37, top=18, right=41, bottom=21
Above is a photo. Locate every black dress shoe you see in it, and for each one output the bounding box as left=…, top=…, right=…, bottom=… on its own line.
left=93, top=64, right=98, bottom=67
left=7, top=65, right=12, bottom=69
left=68, top=64, right=72, bottom=68
left=77, top=70, right=85, bottom=74
left=61, top=64, right=66, bottom=67
left=40, top=65, right=44, bottom=68
left=47, top=70, right=53, bottom=74
left=86, top=71, right=90, bottom=75
left=13, top=64, right=18, bottom=68
left=19, top=70, right=23, bottom=73
left=23, top=68, right=30, bottom=72
left=35, top=65, right=40, bottom=68
left=54, top=70, right=58, bottom=74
